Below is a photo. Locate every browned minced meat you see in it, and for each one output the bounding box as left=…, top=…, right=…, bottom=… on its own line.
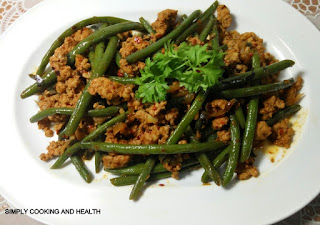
left=271, top=118, right=294, bottom=148
left=222, top=30, right=277, bottom=73
left=40, top=140, right=71, bottom=161
left=259, top=95, right=285, bottom=120
left=151, top=9, right=178, bottom=38
left=217, top=130, right=231, bottom=144
left=217, top=5, right=232, bottom=29
left=165, top=108, right=179, bottom=126
left=38, top=118, right=54, bottom=137
left=188, top=36, right=203, bottom=46
left=119, top=36, right=150, bottom=58
left=254, top=121, right=272, bottom=141
left=146, top=101, right=167, bottom=117
left=88, top=77, right=135, bottom=104
left=236, top=157, right=259, bottom=180
left=212, top=116, right=229, bottom=130
left=102, top=153, right=131, bottom=169
left=206, top=99, right=235, bottom=117
left=284, top=76, right=303, bottom=106
left=162, top=154, right=189, bottom=179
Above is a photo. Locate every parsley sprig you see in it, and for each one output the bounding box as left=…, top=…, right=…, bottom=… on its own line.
left=135, top=41, right=225, bottom=103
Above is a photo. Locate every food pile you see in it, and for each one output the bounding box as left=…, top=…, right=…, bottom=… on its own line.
left=21, top=1, right=303, bottom=200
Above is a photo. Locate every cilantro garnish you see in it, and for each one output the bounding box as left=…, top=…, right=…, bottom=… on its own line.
left=135, top=41, right=225, bottom=103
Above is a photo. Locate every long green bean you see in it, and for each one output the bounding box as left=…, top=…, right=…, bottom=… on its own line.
left=219, top=79, right=294, bottom=99
left=105, top=157, right=199, bottom=175
left=201, top=145, right=231, bottom=183
left=199, top=15, right=215, bottom=42
left=240, top=53, right=260, bottom=162
left=175, top=1, right=218, bottom=44
left=68, top=22, right=143, bottom=65
left=222, top=115, right=241, bottom=186
left=126, top=10, right=201, bottom=63
left=35, top=17, right=129, bottom=76
left=266, top=104, right=301, bottom=126
left=70, top=155, right=92, bottom=183
left=211, top=17, right=219, bottom=50
left=129, top=156, right=156, bottom=200
left=20, top=70, right=57, bottom=99
left=51, top=112, right=128, bottom=169
left=139, top=17, right=155, bottom=34
left=63, top=36, right=118, bottom=137
left=110, top=165, right=199, bottom=186
left=80, top=141, right=225, bottom=155
left=235, top=106, right=246, bottom=129
left=30, top=106, right=121, bottom=123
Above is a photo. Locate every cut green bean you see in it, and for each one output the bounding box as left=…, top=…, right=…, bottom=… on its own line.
left=51, top=112, right=128, bottom=169
left=139, top=17, right=155, bottom=34
left=129, top=156, right=156, bottom=200
left=80, top=140, right=225, bottom=155
left=115, top=50, right=122, bottom=68
left=30, top=106, right=121, bottom=123
left=20, top=70, right=57, bottom=99
left=211, top=17, right=219, bottom=50
left=63, top=36, right=118, bottom=137
left=93, top=41, right=106, bottom=70
left=266, top=104, right=301, bottom=126
left=199, top=15, right=215, bottom=42
left=240, top=53, right=260, bottom=162
left=70, top=155, right=92, bottom=183
left=219, top=78, right=294, bottom=99
left=235, top=106, right=246, bottom=129
left=68, top=22, right=143, bottom=65
left=222, top=115, right=241, bottom=187
left=181, top=14, right=188, bottom=21
left=88, top=50, right=95, bottom=65
left=201, top=145, right=231, bottom=183
left=126, top=10, right=201, bottom=63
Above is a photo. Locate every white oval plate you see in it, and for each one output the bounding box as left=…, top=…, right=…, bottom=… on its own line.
left=0, top=0, right=319, bottom=224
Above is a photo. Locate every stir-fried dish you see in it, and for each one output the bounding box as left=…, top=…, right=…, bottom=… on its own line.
left=21, top=1, right=303, bottom=200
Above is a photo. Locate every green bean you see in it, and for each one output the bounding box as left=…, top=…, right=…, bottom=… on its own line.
left=80, top=140, right=225, bottom=155
left=222, top=60, right=295, bottom=84
left=211, top=17, right=219, bottom=50
left=201, top=145, right=231, bottom=183
left=235, top=106, right=246, bottom=129
left=139, top=17, right=155, bottom=34
left=185, top=126, right=221, bottom=185
left=109, top=76, right=136, bottom=84
left=70, top=155, right=92, bottom=183
left=63, top=36, right=118, bottom=137
left=68, top=22, right=143, bottom=65
left=222, top=115, right=241, bottom=187
left=199, top=15, right=215, bottom=42
left=93, top=41, right=106, bottom=69
left=115, top=50, right=122, bottom=68
left=20, top=70, right=57, bottom=99
left=110, top=164, right=199, bottom=186
left=181, top=14, right=188, bottom=21
left=175, top=2, right=218, bottom=44
left=167, top=90, right=208, bottom=144
left=29, top=106, right=121, bottom=123
left=51, top=112, right=128, bottom=169
left=88, top=50, right=95, bottom=65
left=126, top=10, right=201, bottom=64
left=167, top=93, right=195, bottom=108
left=266, top=104, right=301, bottom=126
left=35, top=17, right=129, bottom=76
left=95, top=151, right=102, bottom=173
left=129, top=156, right=156, bottom=200
left=213, top=72, right=255, bottom=92
left=105, top=157, right=199, bottom=175
left=240, top=53, right=260, bottom=162
left=218, top=78, right=294, bottom=99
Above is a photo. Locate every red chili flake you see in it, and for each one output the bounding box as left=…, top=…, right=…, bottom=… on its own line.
left=279, top=129, right=284, bottom=135
left=134, top=36, right=142, bottom=44
left=117, top=70, right=124, bottom=77
left=159, top=184, right=165, bottom=187
left=152, top=105, right=157, bottom=111
left=253, top=43, right=257, bottom=47
left=249, top=52, right=253, bottom=57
